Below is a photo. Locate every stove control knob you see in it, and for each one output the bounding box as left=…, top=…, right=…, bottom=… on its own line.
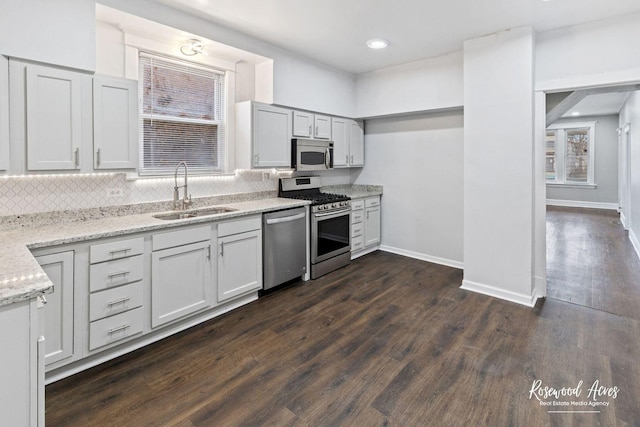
left=332, top=203, right=337, bottom=208
left=318, top=205, right=324, bottom=210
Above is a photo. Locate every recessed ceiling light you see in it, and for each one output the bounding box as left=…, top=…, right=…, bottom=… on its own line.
left=571, top=111, right=581, bottom=116
left=367, top=39, right=389, bottom=49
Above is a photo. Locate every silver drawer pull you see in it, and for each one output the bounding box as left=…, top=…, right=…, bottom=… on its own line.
left=109, top=248, right=131, bottom=255
left=108, top=324, right=131, bottom=335
left=107, top=270, right=130, bottom=279
left=107, top=297, right=130, bottom=307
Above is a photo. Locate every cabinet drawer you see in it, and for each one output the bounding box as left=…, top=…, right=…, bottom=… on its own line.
left=90, top=237, right=144, bottom=263
left=89, top=281, right=143, bottom=322
left=152, top=225, right=211, bottom=251
left=351, top=235, right=364, bottom=251
left=352, top=209, right=364, bottom=224
left=352, top=224, right=364, bottom=238
left=365, top=197, right=380, bottom=208
left=89, top=254, right=143, bottom=292
left=218, top=215, right=261, bottom=237
left=351, top=200, right=365, bottom=210
left=89, top=307, right=143, bottom=351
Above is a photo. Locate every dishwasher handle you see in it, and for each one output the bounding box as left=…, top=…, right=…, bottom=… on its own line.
left=265, top=212, right=306, bottom=225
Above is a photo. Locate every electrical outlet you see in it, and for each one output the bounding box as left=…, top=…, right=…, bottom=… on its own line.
left=106, top=188, right=124, bottom=197
left=262, top=172, right=270, bottom=181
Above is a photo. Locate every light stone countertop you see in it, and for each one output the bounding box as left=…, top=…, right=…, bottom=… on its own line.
left=322, top=184, right=383, bottom=200
left=0, top=196, right=310, bottom=307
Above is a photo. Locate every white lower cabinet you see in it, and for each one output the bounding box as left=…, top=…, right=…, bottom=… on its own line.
left=151, top=226, right=213, bottom=328
left=0, top=299, right=44, bottom=427
left=218, top=216, right=262, bottom=302
left=351, top=196, right=381, bottom=255
left=35, top=251, right=74, bottom=367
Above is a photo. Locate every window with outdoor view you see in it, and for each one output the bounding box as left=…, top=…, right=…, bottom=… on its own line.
left=545, top=122, right=596, bottom=185
left=139, top=53, right=225, bottom=175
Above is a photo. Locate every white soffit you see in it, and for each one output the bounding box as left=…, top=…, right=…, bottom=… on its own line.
left=151, top=0, right=640, bottom=74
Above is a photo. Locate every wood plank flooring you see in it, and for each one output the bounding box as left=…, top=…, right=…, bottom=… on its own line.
left=547, top=206, right=640, bottom=320
left=47, top=224, right=640, bottom=425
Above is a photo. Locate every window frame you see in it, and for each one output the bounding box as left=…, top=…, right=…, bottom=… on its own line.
left=137, top=52, right=227, bottom=177
left=545, top=121, right=597, bottom=187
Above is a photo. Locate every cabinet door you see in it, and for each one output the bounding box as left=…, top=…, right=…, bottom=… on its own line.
left=364, top=204, right=381, bottom=247
left=349, top=120, right=365, bottom=167
left=93, top=75, right=138, bottom=169
left=292, top=111, right=313, bottom=138
left=218, top=230, right=262, bottom=302
left=26, top=64, right=86, bottom=170
left=0, top=55, right=8, bottom=171
left=151, top=241, right=212, bottom=328
left=314, top=114, right=331, bottom=139
left=35, top=251, right=74, bottom=366
left=253, top=104, right=292, bottom=167
left=331, top=118, right=349, bottom=168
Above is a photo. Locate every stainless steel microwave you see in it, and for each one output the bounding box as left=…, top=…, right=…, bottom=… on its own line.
left=291, top=139, right=334, bottom=171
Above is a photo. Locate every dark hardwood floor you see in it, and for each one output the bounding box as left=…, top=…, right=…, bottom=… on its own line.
left=47, top=231, right=640, bottom=425
left=547, top=206, right=640, bottom=321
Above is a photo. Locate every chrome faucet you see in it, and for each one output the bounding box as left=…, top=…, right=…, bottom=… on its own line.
left=173, top=161, right=192, bottom=210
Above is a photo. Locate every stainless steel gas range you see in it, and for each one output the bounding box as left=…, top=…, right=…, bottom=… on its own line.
left=279, top=176, right=351, bottom=279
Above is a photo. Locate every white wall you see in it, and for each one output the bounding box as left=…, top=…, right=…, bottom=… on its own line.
left=619, top=91, right=640, bottom=253
left=462, top=26, right=537, bottom=306
left=98, top=0, right=357, bottom=117
left=353, top=111, right=464, bottom=267
left=0, top=0, right=96, bottom=72
left=355, top=52, right=463, bottom=118
left=536, top=12, right=640, bottom=91
left=546, top=115, right=619, bottom=206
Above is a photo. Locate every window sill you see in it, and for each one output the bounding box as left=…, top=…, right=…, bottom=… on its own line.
left=546, top=183, right=597, bottom=189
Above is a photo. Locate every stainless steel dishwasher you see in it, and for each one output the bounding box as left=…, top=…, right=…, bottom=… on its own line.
left=262, top=207, right=307, bottom=291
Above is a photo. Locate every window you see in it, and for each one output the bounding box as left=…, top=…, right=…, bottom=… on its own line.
left=139, top=53, right=225, bottom=175
left=545, top=122, right=596, bottom=185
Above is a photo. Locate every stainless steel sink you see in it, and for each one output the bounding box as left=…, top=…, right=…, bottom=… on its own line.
left=153, top=207, right=237, bottom=220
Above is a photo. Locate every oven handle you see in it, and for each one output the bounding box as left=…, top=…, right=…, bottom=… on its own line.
left=266, top=212, right=306, bottom=225
left=314, top=208, right=351, bottom=218
left=325, top=148, right=330, bottom=169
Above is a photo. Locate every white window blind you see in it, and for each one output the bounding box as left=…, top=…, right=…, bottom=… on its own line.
left=139, top=53, right=225, bottom=175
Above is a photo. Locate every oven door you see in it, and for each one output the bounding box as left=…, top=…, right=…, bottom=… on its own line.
left=311, top=208, right=351, bottom=263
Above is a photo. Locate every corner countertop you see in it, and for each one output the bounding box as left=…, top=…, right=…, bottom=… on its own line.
left=0, top=194, right=310, bottom=307
left=322, top=184, right=383, bottom=200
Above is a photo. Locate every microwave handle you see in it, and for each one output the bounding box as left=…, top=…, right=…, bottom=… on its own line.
left=325, top=147, right=330, bottom=169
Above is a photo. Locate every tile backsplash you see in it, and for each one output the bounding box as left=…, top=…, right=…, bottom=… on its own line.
left=0, top=168, right=353, bottom=216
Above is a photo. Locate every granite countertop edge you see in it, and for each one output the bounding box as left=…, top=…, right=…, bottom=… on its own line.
left=0, top=195, right=311, bottom=307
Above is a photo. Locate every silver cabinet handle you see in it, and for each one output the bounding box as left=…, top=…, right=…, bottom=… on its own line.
left=308, top=125, right=312, bottom=136
left=37, top=293, right=47, bottom=307
left=107, top=270, right=130, bottom=279
left=74, top=148, right=80, bottom=167
left=109, top=248, right=131, bottom=256
left=107, top=297, right=130, bottom=307
left=351, top=155, right=354, bottom=164
left=96, top=148, right=101, bottom=166
left=108, top=324, right=131, bottom=335
left=325, top=148, right=330, bottom=169
left=315, top=125, right=318, bottom=136
left=207, top=245, right=211, bottom=260
left=346, top=155, right=349, bottom=164
left=220, top=242, right=224, bottom=257
left=255, top=153, right=259, bottom=165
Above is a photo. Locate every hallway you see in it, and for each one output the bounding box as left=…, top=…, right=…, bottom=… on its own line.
left=546, top=206, right=640, bottom=320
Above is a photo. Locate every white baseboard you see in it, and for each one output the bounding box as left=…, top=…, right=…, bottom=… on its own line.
left=379, top=245, right=463, bottom=270
left=546, top=199, right=618, bottom=210
left=533, top=275, right=546, bottom=300
left=621, top=212, right=630, bottom=230
left=351, top=245, right=379, bottom=260
left=460, top=279, right=540, bottom=307
left=629, top=229, right=640, bottom=262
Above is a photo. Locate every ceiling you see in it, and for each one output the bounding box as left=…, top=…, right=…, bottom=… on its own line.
left=561, top=92, right=630, bottom=119
left=151, top=0, right=640, bottom=74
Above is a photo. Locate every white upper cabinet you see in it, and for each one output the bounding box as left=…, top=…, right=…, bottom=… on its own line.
left=314, top=114, right=331, bottom=139
left=349, top=120, right=364, bottom=166
left=293, top=111, right=331, bottom=139
left=0, top=55, right=9, bottom=171
left=292, top=110, right=313, bottom=138
left=25, top=64, right=88, bottom=171
left=331, top=117, right=364, bottom=168
left=93, top=75, right=138, bottom=170
left=235, top=101, right=292, bottom=169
